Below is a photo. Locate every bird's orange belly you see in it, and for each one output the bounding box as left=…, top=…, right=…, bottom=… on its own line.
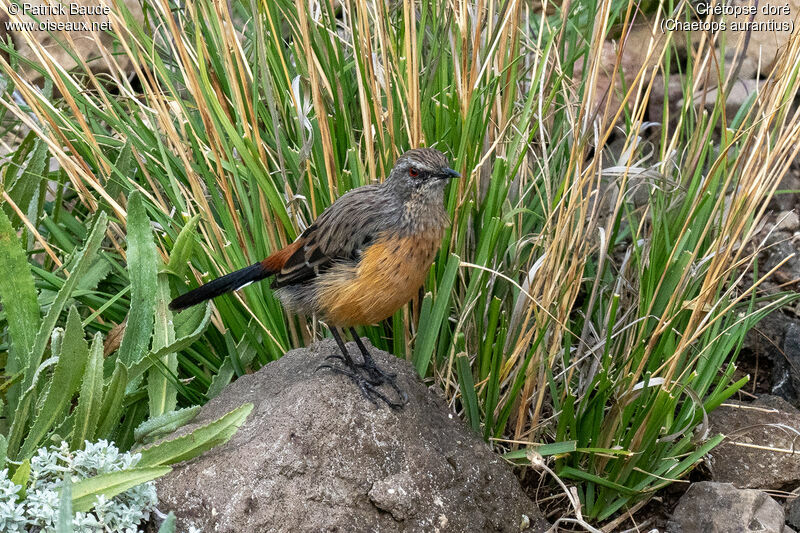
left=317, top=233, right=442, bottom=327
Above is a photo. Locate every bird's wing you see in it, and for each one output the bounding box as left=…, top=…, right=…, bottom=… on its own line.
left=272, top=186, right=394, bottom=288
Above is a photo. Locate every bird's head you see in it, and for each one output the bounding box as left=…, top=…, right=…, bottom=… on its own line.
left=385, top=147, right=460, bottom=203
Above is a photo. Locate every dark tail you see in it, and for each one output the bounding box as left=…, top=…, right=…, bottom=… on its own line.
left=169, top=262, right=274, bottom=311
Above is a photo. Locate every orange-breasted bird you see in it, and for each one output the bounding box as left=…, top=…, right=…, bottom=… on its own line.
left=169, top=147, right=459, bottom=408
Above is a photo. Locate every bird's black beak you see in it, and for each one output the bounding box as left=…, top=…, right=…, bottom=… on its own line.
left=442, top=168, right=461, bottom=179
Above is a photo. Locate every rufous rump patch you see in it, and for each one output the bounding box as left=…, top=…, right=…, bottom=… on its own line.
left=261, top=238, right=305, bottom=273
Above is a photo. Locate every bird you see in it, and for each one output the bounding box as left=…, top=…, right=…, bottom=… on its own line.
left=169, top=147, right=459, bottom=408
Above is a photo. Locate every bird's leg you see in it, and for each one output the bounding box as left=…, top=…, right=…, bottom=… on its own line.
left=316, top=327, right=405, bottom=409
left=349, top=328, right=394, bottom=379
left=349, top=328, right=407, bottom=406
left=318, top=326, right=357, bottom=368
left=321, top=327, right=382, bottom=381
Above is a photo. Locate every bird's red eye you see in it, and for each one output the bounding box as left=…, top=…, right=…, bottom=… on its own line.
left=409, top=168, right=419, bottom=177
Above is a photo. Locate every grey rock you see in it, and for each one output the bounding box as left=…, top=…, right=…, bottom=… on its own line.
left=786, top=496, right=800, bottom=529
left=667, top=482, right=785, bottom=533
left=787, top=323, right=800, bottom=401
left=742, top=314, right=800, bottom=404
left=692, top=78, right=765, bottom=117
left=769, top=171, right=800, bottom=213
left=708, top=395, right=800, bottom=490
left=152, top=339, right=547, bottom=533
left=775, top=211, right=800, bottom=233
left=763, top=238, right=800, bottom=292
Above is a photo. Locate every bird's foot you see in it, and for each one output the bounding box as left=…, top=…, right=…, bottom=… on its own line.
left=316, top=363, right=406, bottom=409
left=321, top=354, right=394, bottom=382
left=358, top=357, right=397, bottom=382
left=356, top=360, right=406, bottom=405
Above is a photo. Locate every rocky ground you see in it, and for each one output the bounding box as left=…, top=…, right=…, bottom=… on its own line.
left=147, top=339, right=550, bottom=533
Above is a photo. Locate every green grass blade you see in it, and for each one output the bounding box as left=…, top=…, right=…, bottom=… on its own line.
left=413, top=253, right=459, bottom=376
left=456, top=354, right=481, bottom=432
left=11, top=458, right=30, bottom=497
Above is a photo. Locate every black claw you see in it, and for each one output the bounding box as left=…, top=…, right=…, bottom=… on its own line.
left=323, top=353, right=396, bottom=387
left=357, top=362, right=406, bottom=405
left=362, top=364, right=397, bottom=382
left=318, top=361, right=407, bottom=409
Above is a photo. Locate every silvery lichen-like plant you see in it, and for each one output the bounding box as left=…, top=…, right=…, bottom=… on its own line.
left=0, top=441, right=157, bottom=532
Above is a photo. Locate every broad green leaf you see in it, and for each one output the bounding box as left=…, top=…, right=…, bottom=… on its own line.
left=56, top=473, right=73, bottom=533
left=11, top=458, right=30, bottom=498
left=19, top=307, right=89, bottom=459
left=138, top=403, right=253, bottom=467
left=172, top=300, right=206, bottom=338
left=134, top=406, right=201, bottom=443
left=22, top=212, right=107, bottom=394
left=0, top=435, right=7, bottom=470
left=118, top=191, right=158, bottom=366
left=71, top=333, right=105, bottom=449
left=152, top=301, right=211, bottom=358
left=128, top=302, right=211, bottom=385
left=0, top=207, right=41, bottom=409
left=105, top=140, right=133, bottom=201
left=71, top=467, right=172, bottom=513
left=165, top=213, right=201, bottom=278
left=158, top=512, right=177, bottom=533
left=4, top=136, right=48, bottom=227
left=149, top=273, right=178, bottom=418
left=207, top=357, right=236, bottom=400
left=207, top=331, right=258, bottom=399
left=74, top=255, right=112, bottom=293
left=6, top=354, right=59, bottom=458
left=95, top=361, right=128, bottom=440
